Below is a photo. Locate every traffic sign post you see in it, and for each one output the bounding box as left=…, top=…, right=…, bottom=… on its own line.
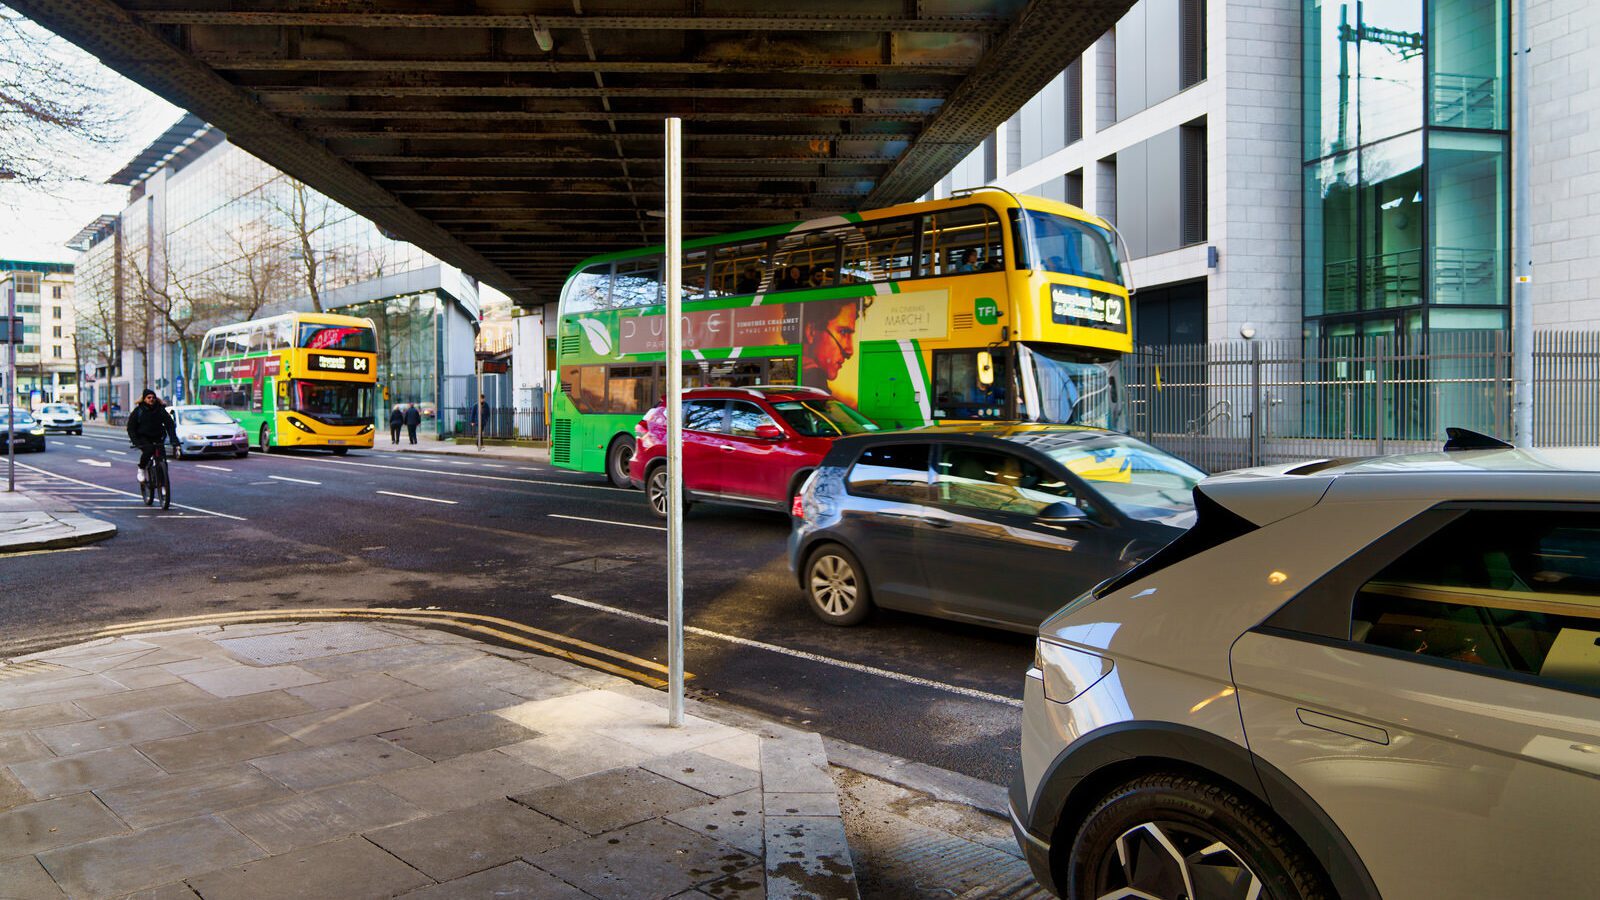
left=6, top=283, right=16, bottom=492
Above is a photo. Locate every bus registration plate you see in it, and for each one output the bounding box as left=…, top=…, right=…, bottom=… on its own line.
left=328, top=439, right=347, bottom=445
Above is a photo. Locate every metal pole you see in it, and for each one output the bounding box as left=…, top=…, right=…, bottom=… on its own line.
left=1248, top=340, right=1261, bottom=467
left=475, top=355, right=484, bottom=451
left=7, top=282, right=15, bottom=492
left=664, top=117, right=685, bottom=727
left=1512, top=0, right=1533, bottom=445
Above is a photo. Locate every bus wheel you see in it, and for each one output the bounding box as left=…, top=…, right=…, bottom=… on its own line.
left=606, top=436, right=636, bottom=489
left=259, top=425, right=272, bottom=452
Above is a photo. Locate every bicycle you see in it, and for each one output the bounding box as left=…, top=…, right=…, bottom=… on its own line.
left=134, top=441, right=173, bottom=510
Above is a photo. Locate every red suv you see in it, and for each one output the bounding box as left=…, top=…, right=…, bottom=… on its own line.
left=630, top=386, right=879, bottom=518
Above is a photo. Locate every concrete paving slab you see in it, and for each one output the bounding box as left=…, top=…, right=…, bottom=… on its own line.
left=249, top=734, right=429, bottom=791
left=366, top=797, right=584, bottom=881
left=758, top=735, right=835, bottom=795
left=118, top=883, right=200, bottom=900
left=293, top=643, right=482, bottom=679
left=214, top=623, right=415, bottom=666
left=34, top=708, right=194, bottom=756
left=165, top=690, right=316, bottom=730
left=387, top=654, right=534, bottom=689
left=665, top=790, right=766, bottom=859
left=700, top=868, right=766, bottom=899
left=764, top=792, right=841, bottom=818
left=9, top=745, right=165, bottom=799
left=384, top=684, right=524, bottom=722
left=396, top=860, right=590, bottom=900
left=219, top=780, right=425, bottom=854
left=284, top=673, right=423, bottom=710
left=159, top=656, right=241, bottom=676
left=95, top=766, right=295, bottom=829
left=496, top=730, right=653, bottom=780
left=106, top=646, right=208, bottom=671
left=136, top=722, right=304, bottom=773
left=184, top=836, right=432, bottom=900
left=763, top=817, right=857, bottom=900
left=0, top=853, right=65, bottom=898
left=693, top=734, right=763, bottom=772
left=103, top=666, right=187, bottom=691
left=511, top=767, right=714, bottom=836
left=0, top=731, right=52, bottom=766
left=0, top=767, right=36, bottom=811
left=0, top=674, right=124, bottom=711
left=0, top=793, right=128, bottom=858
left=371, top=748, right=563, bottom=813
left=266, top=700, right=424, bottom=746
left=0, top=702, right=87, bottom=734
left=488, top=669, right=591, bottom=702
left=72, top=681, right=210, bottom=717
left=35, top=814, right=263, bottom=898
left=379, top=712, right=539, bottom=761
left=177, top=663, right=324, bottom=698
left=645, top=751, right=763, bottom=798
left=532, top=817, right=759, bottom=900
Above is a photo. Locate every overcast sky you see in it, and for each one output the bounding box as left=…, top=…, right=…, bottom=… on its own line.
left=0, top=17, right=182, bottom=265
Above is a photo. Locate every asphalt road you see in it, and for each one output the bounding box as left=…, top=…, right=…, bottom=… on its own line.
left=2, top=427, right=1035, bottom=785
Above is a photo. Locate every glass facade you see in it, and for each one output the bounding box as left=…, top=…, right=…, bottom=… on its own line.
left=1303, top=0, right=1509, bottom=440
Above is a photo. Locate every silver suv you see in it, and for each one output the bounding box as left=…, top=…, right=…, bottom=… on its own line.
left=1012, top=444, right=1600, bottom=899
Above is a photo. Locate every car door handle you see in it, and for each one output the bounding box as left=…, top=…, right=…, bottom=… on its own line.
left=1296, top=708, right=1389, bottom=745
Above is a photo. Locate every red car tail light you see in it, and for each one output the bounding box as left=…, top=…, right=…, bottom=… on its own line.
left=791, top=493, right=806, bottom=518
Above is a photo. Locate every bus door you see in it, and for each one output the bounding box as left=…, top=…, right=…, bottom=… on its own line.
left=858, top=343, right=927, bottom=430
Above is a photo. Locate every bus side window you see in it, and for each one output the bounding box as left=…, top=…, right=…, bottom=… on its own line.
left=711, top=239, right=770, bottom=297
left=773, top=229, right=841, bottom=293
left=923, top=205, right=1003, bottom=276
left=272, top=318, right=293, bottom=350
left=843, top=217, right=917, bottom=283
left=681, top=250, right=707, bottom=302
left=563, top=265, right=611, bottom=313
left=612, top=258, right=661, bottom=309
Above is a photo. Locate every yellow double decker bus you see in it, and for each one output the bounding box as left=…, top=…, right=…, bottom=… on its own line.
left=550, top=188, right=1132, bottom=486
left=198, top=312, right=378, bottom=454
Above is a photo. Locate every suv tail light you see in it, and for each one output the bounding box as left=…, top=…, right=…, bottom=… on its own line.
left=791, top=493, right=806, bottom=518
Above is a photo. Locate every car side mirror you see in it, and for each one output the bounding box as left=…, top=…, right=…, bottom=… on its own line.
left=1037, top=500, right=1088, bottom=524
left=754, top=423, right=785, bottom=440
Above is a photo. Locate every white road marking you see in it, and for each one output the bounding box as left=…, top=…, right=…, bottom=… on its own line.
left=106, top=449, right=128, bottom=455
left=376, top=490, right=457, bottom=505
left=268, top=475, right=321, bottom=485
left=550, top=593, right=1024, bottom=708
left=195, top=464, right=232, bottom=472
left=10, top=462, right=248, bottom=521
left=548, top=514, right=665, bottom=532
left=482, top=463, right=507, bottom=468
left=75, top=444, right=92, bottom=449
left=77, top=459, right=112, bottom=468
left=270, top=455, right=628, bottom=492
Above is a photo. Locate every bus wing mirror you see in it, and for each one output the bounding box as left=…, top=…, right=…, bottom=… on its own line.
left=976, top=350, right=996, bottom=387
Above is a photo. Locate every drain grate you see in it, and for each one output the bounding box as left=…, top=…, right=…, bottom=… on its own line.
left=216, top=623, right=413, bottom=665
left=554, top=557, right=636, bottom=573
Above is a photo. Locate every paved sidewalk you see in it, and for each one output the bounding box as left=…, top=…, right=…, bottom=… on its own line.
left=0, top=489, right=116, bottom=554
left=0, top=620, right=858, bottom=899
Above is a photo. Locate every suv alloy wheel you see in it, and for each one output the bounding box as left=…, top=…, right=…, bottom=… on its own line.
left=804, top=544, right=873, bottom=626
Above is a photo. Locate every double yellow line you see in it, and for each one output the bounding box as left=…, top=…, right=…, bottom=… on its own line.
left=88, top=607, right=685, bottom=688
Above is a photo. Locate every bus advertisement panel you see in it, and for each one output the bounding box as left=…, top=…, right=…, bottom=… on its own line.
left=550, top=190, right=1131, bottom=484
left=198, top=312, right=378, bottom=454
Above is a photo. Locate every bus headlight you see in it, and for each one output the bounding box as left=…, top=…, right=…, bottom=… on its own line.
left=358, top=424, right=374, bottom=435
left=287, top=416, right=315, bottom=433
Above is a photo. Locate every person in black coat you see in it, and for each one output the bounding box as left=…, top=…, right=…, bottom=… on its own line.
left=125, top=388, right=178, bottom=480
left=388, top=405, right=405, bottom=444
left=403, top=402, right=422, bottom=444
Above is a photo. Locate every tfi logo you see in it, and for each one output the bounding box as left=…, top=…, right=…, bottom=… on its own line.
left=975, top=298, right=999, bottom=325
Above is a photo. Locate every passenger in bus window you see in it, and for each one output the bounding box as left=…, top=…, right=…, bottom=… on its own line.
left=954, top=249, right=981, bottom=273
left=778, top=265, right=808, bottom=290
left=736, top=265, right=763, bottom=294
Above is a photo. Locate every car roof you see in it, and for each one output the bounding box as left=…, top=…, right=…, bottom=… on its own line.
left=829, top=421, right=1115, bottom=447
left=676, top=385, right=834, bottom=403
left=1200, top=446, right=1600, bottom=526
left=170, top=404, right=226, bottom=411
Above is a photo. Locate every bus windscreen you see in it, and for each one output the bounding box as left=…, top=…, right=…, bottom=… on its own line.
left=1015, top=212, right=1122, bottom=284
left=300, top=324, right=376, bottom=352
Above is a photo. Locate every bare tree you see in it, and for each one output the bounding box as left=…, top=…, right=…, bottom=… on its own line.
left=0, top=5, right=124, bottom=188
left=213, top=219, right=293, bottom=321
left=124, top=235, right=228, bottom=401
left=270, top=176, right=337, bottom=312
left=72, top=252, right=121, bottom=396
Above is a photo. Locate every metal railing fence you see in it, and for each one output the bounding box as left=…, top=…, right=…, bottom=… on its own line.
left=1126, top=330, right=1600, bottom=473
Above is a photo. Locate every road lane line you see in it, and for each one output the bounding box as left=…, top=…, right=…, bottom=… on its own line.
left=376, top=490, right=457, bottom=504
left=75, top=444, right=92, bottom=449
left=548, top=514, right=665, bottom=532
left=77, top=459, right=112, bottom=468
left=270, top=455, right=628, bottom=492
left=550, top=593, right=1025, bottom=708
left=268, top=475, right=321, bottom=485
left=105, top=449, right=128, bottom=455
left=195, top=464, right=233, bottom=472
left=482, top=464, right=507, bottom=468
left=11, top=461, right=248, bottom=521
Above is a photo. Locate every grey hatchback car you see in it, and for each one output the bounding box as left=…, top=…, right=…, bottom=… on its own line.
left=1013, top=446, right=1600, bottom=899
left=788, top=424, right=1204, bottom=632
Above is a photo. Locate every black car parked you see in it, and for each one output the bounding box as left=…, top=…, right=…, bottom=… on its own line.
left=1, top=410, right=48, bottom=453
left=788, top=424, right=1204, bottom=633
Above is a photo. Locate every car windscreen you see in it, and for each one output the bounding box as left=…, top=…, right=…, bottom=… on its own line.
left=179, top=409, right=236, bottom=425
left=1045, top=436, right=1204, bottom=525
left=40, top=405, right=73, bottom=415
left=771, top=399, right=879, bottom=437
left=2, top=413, right=37, bottom=426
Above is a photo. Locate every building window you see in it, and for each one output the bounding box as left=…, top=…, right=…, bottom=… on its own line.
left=52, top=325, right=62, bottom=338
left=1181, top=0, right=1206, bottom=89
left=53, top=346, right=63, bottom=358
left=1067, top=169, right=1085, bottom=208
left=52, top=306, right=61, bottom=318
left=1180, top=120, right=1207, bottom=246
left=51, top=285, right=62, bottom=299
left=1065, top=57, right=1084, bottom=146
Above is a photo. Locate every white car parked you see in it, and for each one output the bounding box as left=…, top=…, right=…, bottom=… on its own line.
left=1013, top=433, right=1600, bottom=899
left=33, top=403, right=83, bottom=435
left=170, top=405, right=249, bottom=459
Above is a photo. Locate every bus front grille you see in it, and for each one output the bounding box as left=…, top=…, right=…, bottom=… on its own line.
left=551, top=420, right=572, bottom=464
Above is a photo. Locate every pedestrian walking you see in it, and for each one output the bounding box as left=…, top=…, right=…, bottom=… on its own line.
left=404, top=402, right=421, bottom=444
left=388, top=404, right=404, bottom=444
left=469, top=393, right=489, bottom=438
left=87, top=403, right=97, bottom=422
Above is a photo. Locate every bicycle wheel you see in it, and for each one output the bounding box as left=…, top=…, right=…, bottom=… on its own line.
left=141, top=463, right=154, bottom=506
left=157, top=461, right=171, bottom=510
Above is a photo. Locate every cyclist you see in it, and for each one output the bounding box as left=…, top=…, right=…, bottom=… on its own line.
left=126, top=388, right=179, bottom=483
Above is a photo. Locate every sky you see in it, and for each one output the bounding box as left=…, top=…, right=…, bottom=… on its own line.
left=0, top=18, right=182, bottom=264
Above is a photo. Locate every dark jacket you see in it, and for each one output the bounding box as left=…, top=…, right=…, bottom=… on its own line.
left=403, top=406, right=422, bottom=428
left=126, top=401, right=178, bottom=444
left=389, top=407, right=405, bottom=427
